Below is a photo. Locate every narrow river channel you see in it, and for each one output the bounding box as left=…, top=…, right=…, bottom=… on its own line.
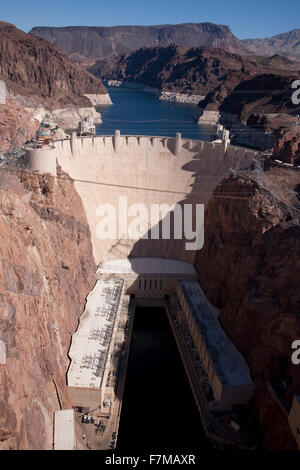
left=117, top=307, right=212, bottom=452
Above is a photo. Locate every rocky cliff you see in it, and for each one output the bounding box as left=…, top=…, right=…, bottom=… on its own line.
left=0, top=166, right=96, bottom=449
left=30, top=24, right=300, bottom=64
left=89, top=46, right=300, bottom=117
left=0, top=21, right=107, bottom=107
left=30, top=23, right=252, bottom=64
left=205, top=72, right=300, bottom=120
left=195, top=164, right=300, bottom=449
left=243, top=29, right=300, bottom=59
left=0, top=96, right=40, bottom=154
left=273, top=126, right=300, bottom=165
left=89, top=46, right=249, bottom=95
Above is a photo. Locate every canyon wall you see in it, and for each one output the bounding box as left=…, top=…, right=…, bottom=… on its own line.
left=195, top=166, right=300, bottom=449
left=0, top=167, right=96, bottom=449
left=0, top=21, right=111, bottom=154
left=0, top=97, right=40, bottom=154
left=0, top=21, right=107, bottom=106
left=30, top=23, right=252, bottom=63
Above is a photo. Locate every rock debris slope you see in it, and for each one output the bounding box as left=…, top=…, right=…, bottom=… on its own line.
left=0, top=167, right=96, bottom=449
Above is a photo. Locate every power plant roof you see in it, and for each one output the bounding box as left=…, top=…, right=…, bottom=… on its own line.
left=67, top=278, right=124, bottom=390
left=98, top=257, right=197, bottom=276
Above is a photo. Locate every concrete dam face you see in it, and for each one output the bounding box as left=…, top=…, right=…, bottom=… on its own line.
left=27, top=133, right=257, bottom=265
left=26, top=133, right=258, bottom=450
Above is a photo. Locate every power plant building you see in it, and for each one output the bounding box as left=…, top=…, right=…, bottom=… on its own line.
left=67, top=278, right=128, bottom=408
left=176, top=279, right=254, bottom=410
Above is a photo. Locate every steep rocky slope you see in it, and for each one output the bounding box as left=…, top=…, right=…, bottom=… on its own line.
left=30, top=23, right=252, bottom=64
left=0, top=21, right=107, bottom=107
left=0, top=21, right=110, bottom=154
left=0, top=166, right=96, bottom=449
left=89, top=45, right=298, bottom=97
left=0, top=97, right=40, bottom=154
left=200, top=67, right=300, bottom=112
left=243, top=29, right=300, bottom=59
left=273, top=126, right=300, bottom=165
left=217, top=73, right=300, bottom=120
left=89, top=46, right=245, bottom=94
left=198, top=70, right=300, bottom=150
left=195, top=164, right=300, bottom=449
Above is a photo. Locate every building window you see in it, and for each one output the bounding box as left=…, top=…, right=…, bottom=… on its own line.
left=160, top=280, right=163, bottom=290
left=149, top=279, right=152, bottom=290
left=154, top=279, right=157, bottom=290
left=144, top=279, right=147, bottom=290
left=138, top=279, right=141, bottom=290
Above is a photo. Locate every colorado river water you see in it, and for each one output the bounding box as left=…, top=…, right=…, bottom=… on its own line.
left=117, top=307, right=211, bottom=452
left=96, top=86, right=213, bottom=139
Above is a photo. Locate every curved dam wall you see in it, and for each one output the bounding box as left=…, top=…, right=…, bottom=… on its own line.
left=26, top=133, right=257, bottom=265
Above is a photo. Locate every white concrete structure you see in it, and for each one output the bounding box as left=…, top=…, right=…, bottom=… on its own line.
left=25, top=145, right=57, bottom=176
left=176, top=280, right=254, bottom=410
left=98, top=257, right=197, bottom=298
left=51, top=106, right=102, bottom=130
left=0, top=339, right=6, bottom=364
left=54, top=409, right=76, bottom=450
left=25, top=133, right=257, bottom=265
left=67, top=278, right=128, bottom=407
left=67, top=258, right=197, bottom=411
left=78, top=114, right=96, bottom=136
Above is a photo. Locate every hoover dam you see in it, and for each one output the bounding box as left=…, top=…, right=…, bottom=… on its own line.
left=26, top=131, right=257, bottom=264
left=23, top=131, right=261, bottom=450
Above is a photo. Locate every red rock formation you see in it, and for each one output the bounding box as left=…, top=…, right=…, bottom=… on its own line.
left=273, top=126, right=300, bottom=165
left=89, top=46, right=299, bottom=97
left=30, top=23, right=253, bottom=62
left=195, top=166, right=300, bottom=449
left=0, top=21, right=107, bottom=107
left=0, top=97, right=40, bottom=154
left=89, top=45, right=300, bottom=125
left=0, top=20, right=110, bottom=154
left=0, top=167, right=96, bottom=449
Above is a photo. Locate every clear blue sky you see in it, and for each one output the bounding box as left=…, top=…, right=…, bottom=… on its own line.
left=1, top=0, right=299, bottom=39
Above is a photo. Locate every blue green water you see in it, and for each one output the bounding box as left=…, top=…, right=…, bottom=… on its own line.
left=96, top=86, right=213, bottom=140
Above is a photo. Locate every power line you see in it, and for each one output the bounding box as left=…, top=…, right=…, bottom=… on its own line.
left=4, top=165, right=299, bottom=211
left=5, top=167, right=262, bottom=201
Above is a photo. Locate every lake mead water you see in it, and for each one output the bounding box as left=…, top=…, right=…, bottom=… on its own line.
left=96, top=87, right=213, bottom=140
